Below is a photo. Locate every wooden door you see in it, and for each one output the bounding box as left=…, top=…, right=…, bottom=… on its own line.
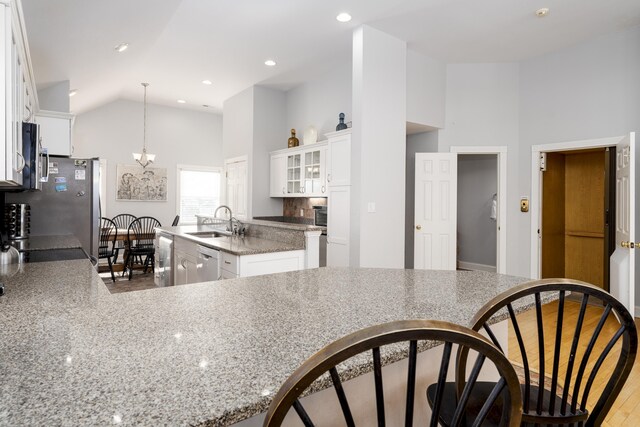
left=414, top=153, right=457, bottom=270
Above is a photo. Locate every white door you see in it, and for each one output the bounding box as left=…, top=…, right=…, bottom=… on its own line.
left=610, top=132, right=635, bottom=317
left=414, top=153, right=457, bottom=270
left=225, top=158, right=248, bottom=219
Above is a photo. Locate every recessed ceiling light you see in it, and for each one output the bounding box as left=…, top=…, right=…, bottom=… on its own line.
left=536, top=8, right=549, bottom=17
left=177, top=99, right=186, bottom=104
left=69, top=89, right=78, bottom=97
left=202, top=80, right=212, bottom=85
left=336, top=12, right=352, bottom=23
left=114, top=43, right=129, bottom=52
left=264, top=59, right=277, bottom=67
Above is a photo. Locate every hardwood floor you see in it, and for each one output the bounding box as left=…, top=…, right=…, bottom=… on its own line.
left=98, top=259, right=158, bottom=294
left=508, top=300, right=640, bottom=425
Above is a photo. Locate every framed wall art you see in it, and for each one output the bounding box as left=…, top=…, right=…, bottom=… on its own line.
left=116, top=164, right=167, bottom=201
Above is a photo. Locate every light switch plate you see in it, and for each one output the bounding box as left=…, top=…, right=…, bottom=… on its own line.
left=367, top=202, right=376, bottom=213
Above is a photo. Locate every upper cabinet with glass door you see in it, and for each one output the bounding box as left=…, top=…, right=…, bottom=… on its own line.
left=303, top=147, right=327, bottom=196
left=269, top=141, right=328, bottom=197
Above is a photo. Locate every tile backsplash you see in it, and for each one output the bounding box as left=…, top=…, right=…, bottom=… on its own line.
left=283, top=197, right=327, bottom=219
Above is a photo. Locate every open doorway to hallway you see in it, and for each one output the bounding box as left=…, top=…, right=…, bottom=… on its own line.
left=456, top=154, right=498, bottom=272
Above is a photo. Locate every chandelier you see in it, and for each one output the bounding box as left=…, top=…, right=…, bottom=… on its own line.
left=132, top=82, right=156, bottom=168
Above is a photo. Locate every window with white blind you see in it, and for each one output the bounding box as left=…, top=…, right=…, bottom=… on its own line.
left=176, top=165, right=222, bottom=225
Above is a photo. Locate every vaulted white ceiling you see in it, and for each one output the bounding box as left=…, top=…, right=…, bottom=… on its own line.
left=21, top=0, right=640, bottom=114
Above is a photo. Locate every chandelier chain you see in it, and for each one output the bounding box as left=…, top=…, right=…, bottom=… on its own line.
left=142, top=82, right=148, bottom=154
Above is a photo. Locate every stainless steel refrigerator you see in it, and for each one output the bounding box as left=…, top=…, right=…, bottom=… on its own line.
left=7, top=156, right=100, bottom=257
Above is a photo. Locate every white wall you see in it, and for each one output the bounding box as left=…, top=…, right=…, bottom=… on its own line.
left=223, top=87, right=254, bottom=161
left=37, top=81, right=70, bottom=113
left=253, top=86, right=287, bottom=216
left=457, top=154, right=497, bottom=268
left=518, top=24, right=640, bottom=303
left=405, top=131, right=438, bottom=268
left=73, top=99, right=223, bottom=226
left=285, top=61, right=352, bottom=138
left=406, top=50, right=446, bottom=129
left=352, top=25, right=407, bottom=268
left=439, top=63, right=521, bottom=276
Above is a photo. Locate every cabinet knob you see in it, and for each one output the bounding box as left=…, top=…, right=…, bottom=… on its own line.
left=416, top=225, right=422, bottom=231
left=327, top=174, right=331, bottom=182
left=321, top=186, right=325, bottom=193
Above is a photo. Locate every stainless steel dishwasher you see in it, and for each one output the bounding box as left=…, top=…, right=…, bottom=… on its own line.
left=154, top=231, right=174, bottom=286
left=196, top=245, right=220, bottom=282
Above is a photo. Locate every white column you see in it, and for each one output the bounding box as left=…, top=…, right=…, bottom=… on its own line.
left=352, top=26, right=407, bottom=268
left=304, top=230, right=321, bottom=269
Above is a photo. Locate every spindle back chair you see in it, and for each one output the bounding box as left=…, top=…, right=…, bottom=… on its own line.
left=98, top=217, right=117, bottom=282
left=264, top=319, right=522, bottom=427
left=453, top=278, right=637, bottom=427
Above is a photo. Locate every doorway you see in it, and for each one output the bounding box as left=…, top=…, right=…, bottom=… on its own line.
left=457, top=154, right=498, bottom=272
left=530, top=133, right=635, bottom=318
left=412, top=146, right=507, bottom=273
left=540, top=149, right=614, bottom=290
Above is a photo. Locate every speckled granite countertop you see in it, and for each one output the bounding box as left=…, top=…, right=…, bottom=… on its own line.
left=0, top=263, right=533, bottom=426
left=9, top=234, right=82, bottom=252
left=244, top=218, right=322, bottom=232
left=157, top=225, right=304, bottom=255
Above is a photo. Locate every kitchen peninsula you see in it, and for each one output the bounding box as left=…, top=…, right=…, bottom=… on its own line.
left=157, top=219, right=322, bottom=283
left=0, top=259, right=533, bottom=426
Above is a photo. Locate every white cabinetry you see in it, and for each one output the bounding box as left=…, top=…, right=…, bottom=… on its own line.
left=1, top=0, right=38, bottom=186
left=326, top=132, right=350, bottom=186
left=36, top=110, right=73, bottom=156
left=325, top=130, right=351, bottom=267
left=269, top=142, right=328, bottom=197
left=220, top=249, right=305, bottom=279
left=269, top=153, right=286, bottom=197
left=173, top=236, right=199, bottom=286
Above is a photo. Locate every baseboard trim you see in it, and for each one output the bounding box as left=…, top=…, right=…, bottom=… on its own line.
left=457, top=261, right=497, bottom=273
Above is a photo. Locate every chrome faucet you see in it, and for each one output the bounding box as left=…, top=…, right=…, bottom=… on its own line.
left=214, top=205, right=233, bottom=232
left=230, top=217, right=245, bottom=236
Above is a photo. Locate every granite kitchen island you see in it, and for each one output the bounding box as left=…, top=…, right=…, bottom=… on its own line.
left=0, top=260, right=533, bottom=426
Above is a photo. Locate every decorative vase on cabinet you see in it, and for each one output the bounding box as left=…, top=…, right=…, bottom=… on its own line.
left=287, top=129, right=299, bottom=148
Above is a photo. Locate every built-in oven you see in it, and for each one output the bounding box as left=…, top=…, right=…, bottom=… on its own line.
left=313, top=205, right=327, bottom=227
left=313, top=205, right=327, bottom=267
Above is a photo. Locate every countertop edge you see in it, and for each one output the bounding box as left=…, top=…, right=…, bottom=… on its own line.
left=157, top=226, right=305, bottom=255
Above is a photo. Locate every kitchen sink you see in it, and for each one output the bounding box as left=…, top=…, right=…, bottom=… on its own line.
left=186, top=230, right=232, bottom=238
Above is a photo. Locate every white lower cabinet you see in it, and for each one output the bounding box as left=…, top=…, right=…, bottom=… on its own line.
left=220, top=251, right=239, bottom=279
left=220, top=249, right=305, bottom=279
